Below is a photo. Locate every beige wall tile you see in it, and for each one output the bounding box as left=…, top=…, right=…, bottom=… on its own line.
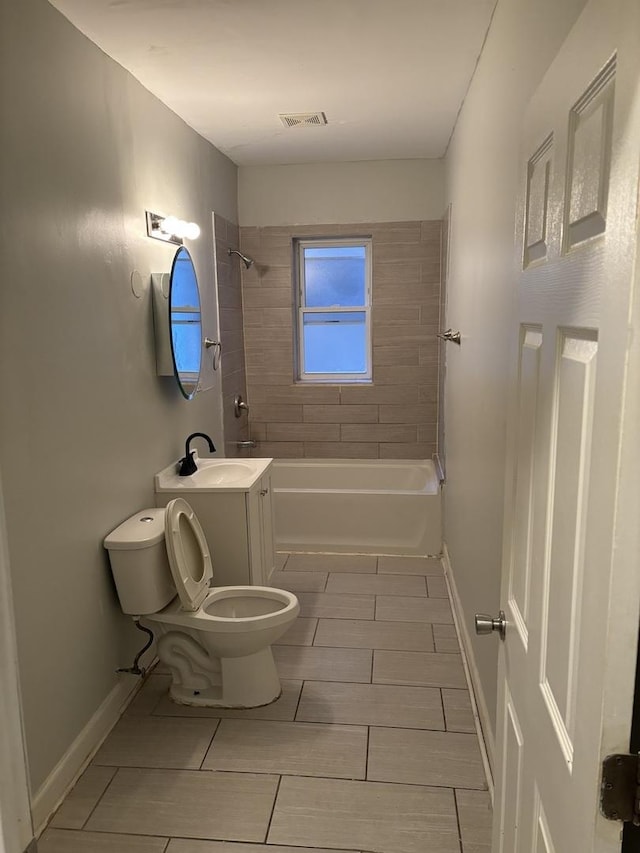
left=250, top=441, right=303, bottom=457
left=86, top=768, right=278, bottom=842
left=374, top=365, right=431, bottom=386
left=243, top=288, right=293, bottom=309
left=373, top=325, right=434, bottom=345
left=421, top=221, right=443, bottom=241
left=379, top=442, right=435, bottom=459
left=379, top=403, right=435, bottom=423
left=375, top=283, right=437, bottom=304
left=303, top=442, right=380, bottom=459
left=375, top=261, right=422, bottom=284
left=250, top=405, right=303, bottom=423
left=373, top=344, right=420, bottom=366
left=373, top=305, right=420, bottom=325
left=340, top=385, right=418, bottom=405
left=303, top=404, right=378, bottom=423
left=267, top=423, right=340, bottom=442
left=341, top=424, right=416, bottom=443
left=246, top=369, right=293, bottom=386
left=202, top=719, right=367, bottom=779
left=249, top=385, right=341, bottom=406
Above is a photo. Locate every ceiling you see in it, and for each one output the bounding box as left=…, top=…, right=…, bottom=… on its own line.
left=48, top=0, right=496, bottom=166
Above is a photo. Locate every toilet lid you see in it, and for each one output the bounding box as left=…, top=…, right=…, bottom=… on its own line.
left=164, top=498, right=213, bottom=611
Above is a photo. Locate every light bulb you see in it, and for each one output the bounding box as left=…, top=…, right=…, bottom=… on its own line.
left=161, top=215, right=180, bottom=235
left=184, top=221, right=201, bottom=240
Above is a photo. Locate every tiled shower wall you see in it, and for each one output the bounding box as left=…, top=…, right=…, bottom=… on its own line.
left=238, top=220, right=441, bottom=459
left=214, top=213, right=249, bottom=457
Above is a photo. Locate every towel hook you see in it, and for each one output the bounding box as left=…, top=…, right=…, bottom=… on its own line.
left=204, top=337, right=222, bottom=370
left=437, top=329, right=461, bottom=345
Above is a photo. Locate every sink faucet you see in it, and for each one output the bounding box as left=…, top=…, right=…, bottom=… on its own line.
left=178, top=432, right=216, bottom=476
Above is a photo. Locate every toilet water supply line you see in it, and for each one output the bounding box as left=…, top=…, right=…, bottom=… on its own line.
left=117, top=619, right=155, bottom=676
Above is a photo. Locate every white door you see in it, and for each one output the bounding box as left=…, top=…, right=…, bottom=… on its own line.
left=493, top=0, right=640, bottom=850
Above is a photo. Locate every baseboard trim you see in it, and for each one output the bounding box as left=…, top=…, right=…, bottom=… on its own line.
left=442, top=542, right=495, bottom=802
left=31, top=674, right=141, bottom=834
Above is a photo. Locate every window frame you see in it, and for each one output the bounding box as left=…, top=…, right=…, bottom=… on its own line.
left=295, top=237, right=373, bottom=383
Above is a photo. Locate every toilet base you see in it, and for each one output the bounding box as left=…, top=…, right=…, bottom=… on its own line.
left=168, top=646, right=283, bottom=708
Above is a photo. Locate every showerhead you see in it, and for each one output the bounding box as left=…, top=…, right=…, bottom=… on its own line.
left=228, top=248, right=254, bottom=269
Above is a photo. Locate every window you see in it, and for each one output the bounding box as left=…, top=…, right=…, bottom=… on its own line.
left=295, top=238, right=372, bottom=382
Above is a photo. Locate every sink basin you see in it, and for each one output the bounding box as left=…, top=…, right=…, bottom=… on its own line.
left=190, top=462, right=254, bottom=485
left=155, top=453, right=273, bottom=493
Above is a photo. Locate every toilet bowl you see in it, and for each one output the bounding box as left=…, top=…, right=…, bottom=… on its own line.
left=104, top=498, right=299, bottom=708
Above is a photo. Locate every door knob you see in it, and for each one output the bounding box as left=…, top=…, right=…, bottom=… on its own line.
left=475, top=610, right=506, bottom=640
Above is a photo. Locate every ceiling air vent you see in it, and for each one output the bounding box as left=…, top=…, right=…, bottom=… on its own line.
left=279, top=112, right=328, bottom=128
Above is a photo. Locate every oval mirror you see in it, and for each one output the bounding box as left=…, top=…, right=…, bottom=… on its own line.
left=169, top=246, right=202, bottom=400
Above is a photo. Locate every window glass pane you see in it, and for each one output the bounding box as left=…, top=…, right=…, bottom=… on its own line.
left=303, top=246, right=366, bottom=307
left=302, top=311, right=367, bottom=374
left=171, top=316, right=202, bottom=374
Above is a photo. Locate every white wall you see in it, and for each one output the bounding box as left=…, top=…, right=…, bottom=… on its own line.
left=238, top=159, right=444, bottom=226
left=443, top=0, right=588, bottom=757
left=0, top=0, right=236, bottom=798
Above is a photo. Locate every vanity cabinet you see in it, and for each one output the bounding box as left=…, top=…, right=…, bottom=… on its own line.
left=155, top=468, right=276, bottom=587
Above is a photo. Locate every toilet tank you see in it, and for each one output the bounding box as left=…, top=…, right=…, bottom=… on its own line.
left=104, top=508, right=176, bottom=615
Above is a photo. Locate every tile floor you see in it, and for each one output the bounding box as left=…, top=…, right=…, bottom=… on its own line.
left=39, top=554, right=492, bottom=853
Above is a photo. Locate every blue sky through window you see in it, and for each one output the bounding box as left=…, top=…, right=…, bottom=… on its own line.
left=300, top=243, right=369, bottom=377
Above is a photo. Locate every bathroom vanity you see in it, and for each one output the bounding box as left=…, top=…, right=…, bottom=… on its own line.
left=155, top=455, right=275, bottom=586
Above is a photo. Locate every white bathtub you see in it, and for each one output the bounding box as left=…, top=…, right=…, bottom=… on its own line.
left=272, top=459, right=441, bottom=556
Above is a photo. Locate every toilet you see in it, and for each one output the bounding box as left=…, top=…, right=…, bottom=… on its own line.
left=104, top=498, right=299, bottom=708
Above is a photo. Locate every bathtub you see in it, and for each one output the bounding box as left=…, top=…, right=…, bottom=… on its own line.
left=271, top=459, right=441, bottom=556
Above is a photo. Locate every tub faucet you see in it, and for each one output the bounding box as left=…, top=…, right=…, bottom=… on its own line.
left=178, top=432, right=216, bottom=476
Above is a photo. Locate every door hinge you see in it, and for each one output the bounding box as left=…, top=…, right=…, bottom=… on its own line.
left=601, top=753, right=640, bottom=824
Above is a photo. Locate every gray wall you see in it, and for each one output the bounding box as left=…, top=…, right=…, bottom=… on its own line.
left=443, top=0, right=588, bottom=760
left=0, top=0, right=237, bottom=793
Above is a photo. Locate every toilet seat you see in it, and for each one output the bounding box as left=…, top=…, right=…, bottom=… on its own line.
left=164, top=498, right=213, bottom=611
left=148, top=585, right=299, bottom=633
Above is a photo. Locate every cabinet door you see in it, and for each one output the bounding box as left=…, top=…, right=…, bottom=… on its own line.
left=259, top=472, right=276, bottom=582
left=246, top=485, right=264, bottom=585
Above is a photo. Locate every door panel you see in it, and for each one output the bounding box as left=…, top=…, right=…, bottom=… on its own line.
left=508, top=325, right=543, bottom=644
left=493, top=1, right=640, bottom=851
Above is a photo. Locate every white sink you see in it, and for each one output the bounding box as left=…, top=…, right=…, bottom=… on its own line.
left=155, top=453, right=273, bottom=493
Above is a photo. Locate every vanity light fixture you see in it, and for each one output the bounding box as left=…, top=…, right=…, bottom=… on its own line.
left=146, top=211, right=201, bottom=245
